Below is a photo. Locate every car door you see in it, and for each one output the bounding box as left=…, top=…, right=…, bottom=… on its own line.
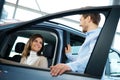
left=0, top=5, right=120, bottom=80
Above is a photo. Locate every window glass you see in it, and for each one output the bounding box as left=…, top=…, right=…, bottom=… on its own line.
left=15, top=8, right=42, bottom=21
left=8, top=30, right=57, bottom=68
left=107, top=18, right=120, bottom=77
left=18, top=0, right=39, bottom=10
left=6, top=0, right=17, bottom=4
left=1, top=5, right=14, bottom=20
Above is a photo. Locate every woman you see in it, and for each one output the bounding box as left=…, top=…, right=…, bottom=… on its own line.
left=20, top=34, right=48, bottom=68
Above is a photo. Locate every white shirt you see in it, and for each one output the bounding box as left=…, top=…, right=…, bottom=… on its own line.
left=66, top=28, right=101, bottom=73
left=26, top=50, right=39, bottom=65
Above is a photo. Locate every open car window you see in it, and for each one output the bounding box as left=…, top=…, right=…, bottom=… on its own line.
left=1, top=29, right=57, bottom=69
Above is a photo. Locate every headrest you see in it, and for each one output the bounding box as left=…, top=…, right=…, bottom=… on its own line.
left=43, top=44, right=54, bottom=58
left=15, top=42, right=25, bottom=53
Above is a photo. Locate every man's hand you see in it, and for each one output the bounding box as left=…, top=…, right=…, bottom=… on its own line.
left=65, top=44, right=71, bottom=54
left=50, top=63, right=71, bottom=76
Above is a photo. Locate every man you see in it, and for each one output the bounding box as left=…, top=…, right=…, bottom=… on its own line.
left=50, top=13, right=101, bottom=76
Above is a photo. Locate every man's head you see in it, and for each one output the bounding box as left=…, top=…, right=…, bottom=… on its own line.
left=80, top=13, right=101, bottom=33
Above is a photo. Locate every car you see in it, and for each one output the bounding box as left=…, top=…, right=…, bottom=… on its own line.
left=0, top=5, right=120, bottom=80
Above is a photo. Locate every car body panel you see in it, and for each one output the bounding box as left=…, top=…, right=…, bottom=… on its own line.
left=0, top=62, right=99, bottom=80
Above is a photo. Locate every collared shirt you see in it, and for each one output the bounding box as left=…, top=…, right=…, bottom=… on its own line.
left=66, top=28, right=101, bottom=73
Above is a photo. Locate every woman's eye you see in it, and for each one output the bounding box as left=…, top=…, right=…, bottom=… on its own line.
left=34, top=40, right=37, bottom=42
left=39, top=42, right=43, bottom=44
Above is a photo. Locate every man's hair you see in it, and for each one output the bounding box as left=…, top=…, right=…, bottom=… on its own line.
left=82, top=13, right=101, bottom=25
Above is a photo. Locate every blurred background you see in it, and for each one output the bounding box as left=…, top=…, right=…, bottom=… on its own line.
left=0, top=0, right=119, bottom=22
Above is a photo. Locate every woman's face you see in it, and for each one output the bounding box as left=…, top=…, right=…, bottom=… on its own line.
left=31, top=37, right=43, bottom=52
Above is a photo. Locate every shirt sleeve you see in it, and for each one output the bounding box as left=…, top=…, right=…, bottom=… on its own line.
left=66, top=38, right=97, bottom=73
left=66, top=54, right=90, bottom=73
left=66, top=52, right=78, bottom=62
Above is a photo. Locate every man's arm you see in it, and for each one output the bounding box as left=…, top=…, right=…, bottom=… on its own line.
left=65, top=44, right=78, bottom=62
left=50, top=63, right=71, bottom=76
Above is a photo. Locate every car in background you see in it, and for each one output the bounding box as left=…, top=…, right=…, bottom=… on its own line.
left=0, top=5, right=120, bottom=80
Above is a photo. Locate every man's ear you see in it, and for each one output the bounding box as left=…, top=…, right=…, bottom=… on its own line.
left=87, top=16, right=91, bottom=23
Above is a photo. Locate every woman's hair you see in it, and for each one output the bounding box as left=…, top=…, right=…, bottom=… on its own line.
left=22, top=34, right=44, bottom=57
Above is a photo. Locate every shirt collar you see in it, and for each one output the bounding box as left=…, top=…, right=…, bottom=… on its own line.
left=29, top=50, right=37, bottom=57
left=85, top=27, right=101, bottom=35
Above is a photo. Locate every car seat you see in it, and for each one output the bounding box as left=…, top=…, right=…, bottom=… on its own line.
left=43, top=44, right=54, bottom=67
left=12, top=42, right=25, bottom=62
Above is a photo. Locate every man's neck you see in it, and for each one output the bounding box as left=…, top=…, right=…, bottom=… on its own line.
left=87, top=23, right=98, bottom=32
